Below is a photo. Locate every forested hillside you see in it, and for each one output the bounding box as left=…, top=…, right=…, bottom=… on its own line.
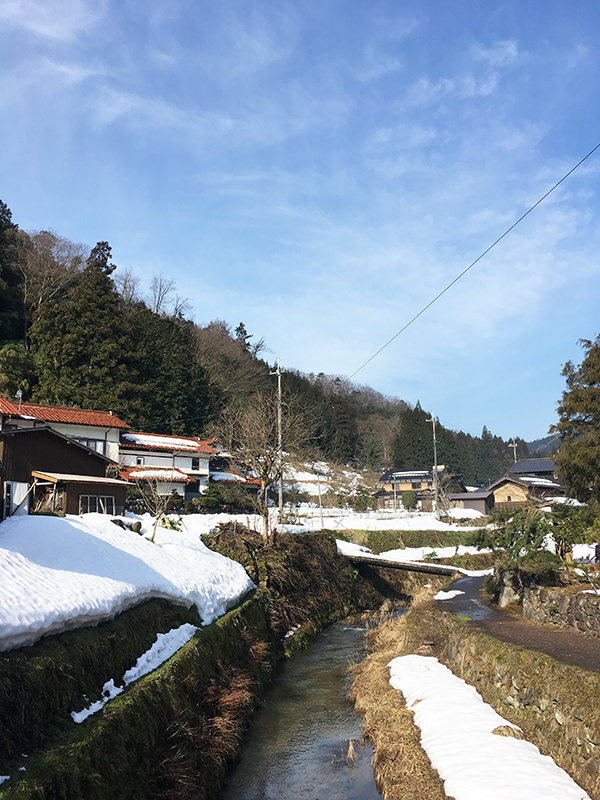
left=0, top=200, right=527, bottom=484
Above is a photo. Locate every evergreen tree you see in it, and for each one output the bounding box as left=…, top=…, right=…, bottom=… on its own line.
left=29, top=242, right=141, bottom=417
left=551, top=335, right=600, bottom=502
left=0, top=200, right=25, bottom=343
left=0, top=342, right=37, bottom=399
left=131, top=308, right=211, bottom=435
left=392, top=402, right=433, bottom=469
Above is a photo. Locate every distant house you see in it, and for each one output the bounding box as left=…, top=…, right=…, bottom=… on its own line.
left=0, top=427, right=127, bottom=519
left=0, top=397, right=129, bottom=462
left=487, top=474, right=564, bottom=511
left=119, top=432, right=217, bottom=500
left=377, top=467, right=446, bottom=511
left=448, top=490, right=495, bottom=516
left=506, top=458, right=557, bottom=481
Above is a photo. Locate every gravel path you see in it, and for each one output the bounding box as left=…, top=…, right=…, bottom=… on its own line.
left=437, top=575, right=600, bottom=673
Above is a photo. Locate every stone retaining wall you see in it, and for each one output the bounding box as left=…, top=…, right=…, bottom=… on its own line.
left=524, top=587, right=600, bottom=638
left=494, top=566, right=600, bottom=638
left=442, top=619, right=600, bottom=799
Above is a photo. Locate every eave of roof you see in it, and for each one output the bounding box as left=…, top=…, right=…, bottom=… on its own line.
left=119, top=466, right=192, bottom=483
left=450, top=491, right=493, bottom=500
left=0, top=397, right=129, bottom=429
left=32, top=471, right=128, bottom=486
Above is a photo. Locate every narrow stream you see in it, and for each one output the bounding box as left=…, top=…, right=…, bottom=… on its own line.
left=221, top=619, right=382, bottom=800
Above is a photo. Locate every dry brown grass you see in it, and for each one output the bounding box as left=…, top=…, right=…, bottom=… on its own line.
left=348, top=584, right=451, bottom=800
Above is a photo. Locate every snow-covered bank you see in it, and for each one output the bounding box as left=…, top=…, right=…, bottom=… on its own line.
left=389, top=655, right=590, bottom=800
left=0, top=514, right=254, bottom=652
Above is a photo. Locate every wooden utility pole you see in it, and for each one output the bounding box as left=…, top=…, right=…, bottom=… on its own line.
left=270, top=358, right=284, bottom=523
left=427, top=414, right=440, bottom=520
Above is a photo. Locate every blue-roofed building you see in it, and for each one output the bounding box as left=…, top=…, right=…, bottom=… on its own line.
left=506, top=458, right=556, bottom=480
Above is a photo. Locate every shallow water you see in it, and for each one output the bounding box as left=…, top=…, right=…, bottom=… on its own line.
left=220, top=620, right=381, bottom=800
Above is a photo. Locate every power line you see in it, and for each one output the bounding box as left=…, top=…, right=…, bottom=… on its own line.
left=349, top=141, right=600, bottom=380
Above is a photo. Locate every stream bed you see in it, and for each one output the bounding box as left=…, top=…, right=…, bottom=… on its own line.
left=220, top=618, right=382, bottom=800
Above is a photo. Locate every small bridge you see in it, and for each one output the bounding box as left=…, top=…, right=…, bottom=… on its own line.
left=343, top=553, right=458, bottom=576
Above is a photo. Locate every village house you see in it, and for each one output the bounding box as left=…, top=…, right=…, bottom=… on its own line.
left=118, top=431, right=217, bottom=501
left=0, top=396, right=129, bottom=462
left=448, top=489, right=495, bottom=516
left=0, top=427, right=127, bottom=519
left=377, top=467, right=446, bottom=511
left=449, top=458, right=564, bottom=515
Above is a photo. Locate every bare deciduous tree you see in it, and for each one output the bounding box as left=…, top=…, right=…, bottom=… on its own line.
left=217, top=392, right=313, bottom=542
left=134, top=475, right=175, bottom=542
left=149, top=273, right=176, bottom=314
left=15, top=230, right=88, bottom=329
left=114, top=267, right=141, bottom=305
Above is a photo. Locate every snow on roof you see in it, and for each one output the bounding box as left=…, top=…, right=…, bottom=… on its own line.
left=392, top=470, right=431, bottom=478
left=210, top=471, right=247, bottom=483
left=0, top=514, right=254, bottom=652
left=121, top=467, right=192, bottom=483
left=519, top=476, right=562, bottom=488
left=0, top=396, right=130, bottom=429
left=120, top=432, right=216, bottom=453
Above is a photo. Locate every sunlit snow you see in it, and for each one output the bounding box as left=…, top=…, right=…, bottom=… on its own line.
left=389, top=655, right=590, bottom=800
left=0, top=514, right=254, bottom=652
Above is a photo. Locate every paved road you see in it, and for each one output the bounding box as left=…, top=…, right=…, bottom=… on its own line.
left=437, top=575, right=600, bottom=673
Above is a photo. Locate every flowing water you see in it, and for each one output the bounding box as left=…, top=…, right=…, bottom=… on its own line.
left=220, top=619, right=382, bottom=800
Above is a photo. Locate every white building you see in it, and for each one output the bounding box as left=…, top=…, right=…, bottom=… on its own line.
left=118, top=432, right=217, bottom=499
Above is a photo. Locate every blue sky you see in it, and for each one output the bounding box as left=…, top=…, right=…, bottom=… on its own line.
left=2, top=0, right=600, bottom=442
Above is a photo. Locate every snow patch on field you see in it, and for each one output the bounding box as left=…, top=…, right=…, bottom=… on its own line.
left=389, top=655, right=590, bottom=800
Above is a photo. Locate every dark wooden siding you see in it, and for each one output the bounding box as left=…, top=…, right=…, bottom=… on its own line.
left=64, top=483, right=127, bottom=515
left=0, top=430, right=109, bottom=482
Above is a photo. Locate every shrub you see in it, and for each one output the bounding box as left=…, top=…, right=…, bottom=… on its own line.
left=516, top=548, right=562, bottom=579
left=401, top=491, right=416, bottom=510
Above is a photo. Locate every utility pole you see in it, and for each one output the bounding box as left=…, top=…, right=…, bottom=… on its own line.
left=316, top=472, right=324, bottom=529
left=270, top=358, right=284, bottom=523
left=427, top=414, right=440, bottom=521
left=508, top=439, right=518, bottom=464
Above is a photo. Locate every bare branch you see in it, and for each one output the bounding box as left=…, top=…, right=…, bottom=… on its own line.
left=150, top=274, right=176, bottom=315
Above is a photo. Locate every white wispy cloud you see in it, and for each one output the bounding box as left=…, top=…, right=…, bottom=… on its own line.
left=356, top=44, right=402, bottom=81
left=0, top=0, right=105, bottom=41
left=472, top=40, right=519, bottom=67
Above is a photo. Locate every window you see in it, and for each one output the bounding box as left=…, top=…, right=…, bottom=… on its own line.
left=79, top=495, right=115, bottom=515
left=136, top=457, right=145, bottom=466
left=507, top=495, right=512, bottom=502
left=412, top=482, right=421, bottom=489
left=191, top=457, right=200, bottom=471
left=75, top=438, right=106, bottom=455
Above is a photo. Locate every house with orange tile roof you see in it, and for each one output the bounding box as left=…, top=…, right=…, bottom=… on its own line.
left=119, top=431, right=218, bottom=500
left=0, top=396, right=129, bottom=463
